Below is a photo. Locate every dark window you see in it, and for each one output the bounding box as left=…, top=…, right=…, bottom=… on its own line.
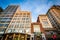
left=0, top=24, right=3, bottom=27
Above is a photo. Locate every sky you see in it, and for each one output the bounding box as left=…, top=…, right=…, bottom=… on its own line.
left=0, top=0, right=60, bottom=22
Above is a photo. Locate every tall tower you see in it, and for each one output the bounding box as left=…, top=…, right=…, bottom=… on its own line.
left=0, top=4, right=31, bottom=35
left=47, top=5, right=60, bottom=32
left=0, top=5, right=31, bottom=40
left=5, top=5, right=31, bottom=34
left=37, top=15, right=56, bottom=37
left=0, top=5, right=19, bottom=34
left=37, top=15, right=53, bottom=29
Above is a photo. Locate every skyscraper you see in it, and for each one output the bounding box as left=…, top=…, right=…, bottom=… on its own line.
left=37, top=15, right=53, bottom=29
left=5, top=11, right=31, bottom=34
left=37, top=15, right=56, bottom=38
left=0, top=5, right=19, bottom=34
left=0, top=5, right=31, bottom=40
left=0, top=5, right=20, bottom=39
left=46, top=5, right=60, bottom=33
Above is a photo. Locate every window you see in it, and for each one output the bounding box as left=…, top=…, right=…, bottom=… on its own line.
left=20, top=13, right=22, bottom=15
left=5, top=21, right=10, bottom=23
left=26, top=28, right=30, bottom=33
left=33, top=25, right=40, bottom=32
left=20, top=24, right=24, bottom=28
left=19, top=30, right=23, bottom=33
left=0, top=18, right=2, bottom=20
left=0, top=24, right=3, bottom=27
left=17, top=21, right=20, bottom=23
left=26, top=18, right=30, bottom=20
left=15, top=24, right=18, bottom=28
left=13, top=18, right=16, bottom=20
left=43, top=26, right=51, bottom=28
left=27, top=15, right=29, bottom=17
left=12, top=21, right=15, bottom=23
left=0, top=29, right=5, bottom=31
left=23, top=13, right=26, bottom=15
left=1, top=18, right=11, bottom=21
left=22, top=18, right=25, bottom=20
left=1, top=18, right=7, bottom=21
left=14, top=29, right=18, bottom=32
left=7, top=29, right=12, bottom=33
left=23, top=15, right=26, bottom=17
left=0, top=21, right=5, bottom=23
left=27, top=13, right=30, bottom=15
left=26, top=21, right=30, bottom=23
left=42, top=20, right=53, bottom=28
left=23, top=21, right=25, bottom=23
left=16, top=13, right=19, bottom=15
left=42, top=20, right=49, bottom=25
left=4, top=24, right=8, bottom=27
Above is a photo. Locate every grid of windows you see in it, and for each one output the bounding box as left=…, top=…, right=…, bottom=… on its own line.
left=39, top=15, right=53, bottom=28
left=0, top=12, right=15, bottom=34
left=7, top=12, right=31, bottom=34
left=33, top=25, right=40, bottom=32
left=42, top=20, right=52, bottom=28
left=47, top=11, right=60, bottom=29
left=0, top=5, right=20, bottom=34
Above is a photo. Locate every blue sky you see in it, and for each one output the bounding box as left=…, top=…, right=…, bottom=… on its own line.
left=0, top=0, right=60, bottom=22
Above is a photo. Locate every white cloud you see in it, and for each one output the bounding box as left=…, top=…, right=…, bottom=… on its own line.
left=20, top=0, right=59, bottom=22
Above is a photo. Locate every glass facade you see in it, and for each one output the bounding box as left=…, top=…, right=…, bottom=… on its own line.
left=39, top=15, right=53, bottom=28
left=0, top=5, right=19, bottom=34
left=6, top=11, right=31, bottom=34
left=0, top=12, right=13, bottom=34
left=47, top=9, right=60, bottom=29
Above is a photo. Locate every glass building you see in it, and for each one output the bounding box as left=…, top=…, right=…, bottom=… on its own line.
left=46, top=5, right=60, bottom=33
left=5, top=11, right=31, bottom=34
left=0, top=5, right=19, bottom=34
left=0, top=5, right=31, bottom=40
